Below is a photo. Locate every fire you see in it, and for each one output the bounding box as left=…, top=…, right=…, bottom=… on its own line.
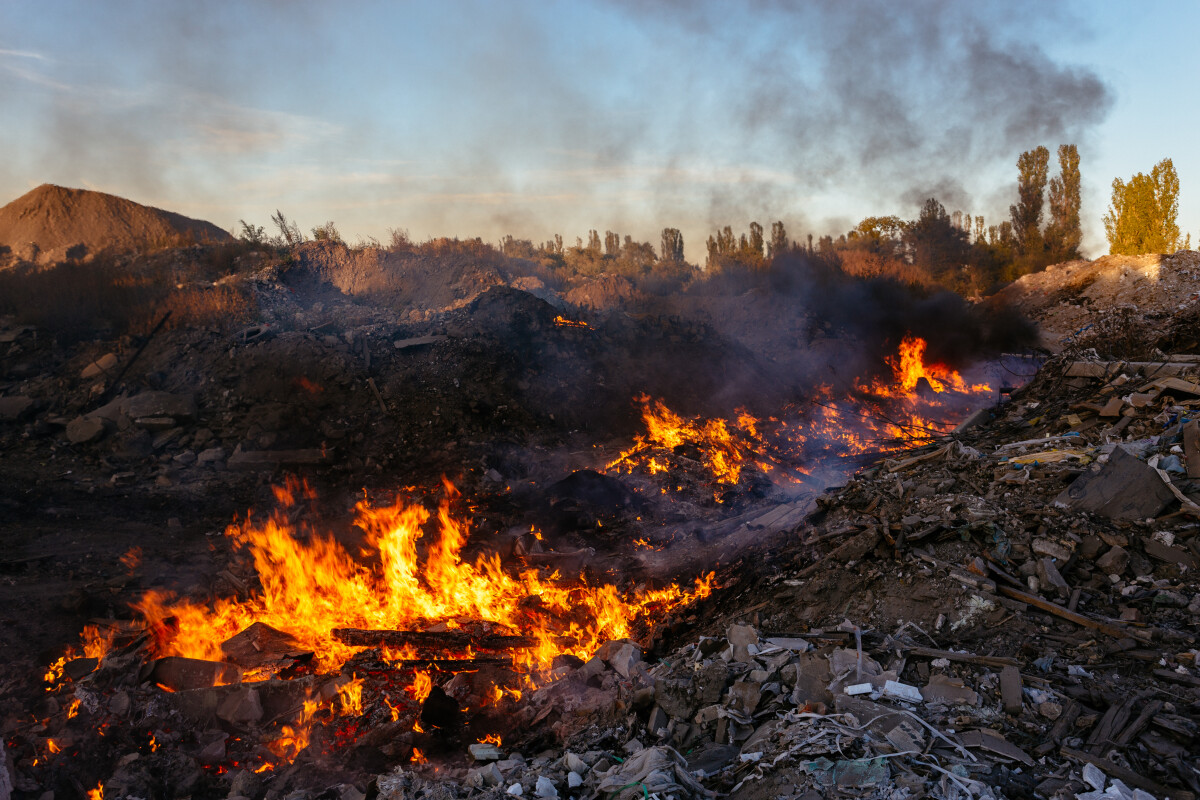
left=106, top=477, right=707, bottom=679
left=412, top=747, right=428, bottom=764
left=267, top=697, right=320, bottom=761
left=337, top=676, right=364, bottom=716
left=120, top=546, right=142, bottom=572
left=872, top=335, right=992, bottom=397
left=44, top=656, right=66, bottom=692
left=554, top=315, right=588, bottom=328
left=607, top=395, right=759, bottom=484
left=47, top=739, right=61, bottom=754
left=479, top=733, right=502, bottom=746
left=408, top=670, right=433, bottom=703
left=87, top=785, right=104, bottom=800
left=67, top=698, right=81, bottom=719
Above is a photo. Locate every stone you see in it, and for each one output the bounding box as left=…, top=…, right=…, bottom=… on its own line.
left=469, top=743, right=503, bottom=762
left=1096, top=545, right=1130, bottom=576
left=1054, top=446, right=1175, bottom=521
left=66, top=416, right=106, bottom=444
left=693, top=705, right=721, bottom=725
left=216, top=688, right=263, bottom=725
left=654, top=677, right=696, bottom=719
left=575, top=656, right=606, bottom=681
left=564, top=753, right=587, bottom=774
left=1082, top=762, right=1106, bottom=791
left=197, top=447, right=226, bottom=464
left=603, top=642, right=641, bottom=678
left=0, top=396, right=34, bottom=421
left=566, top=772, right=582, bottom=788
left=227, top=446, right=326, bottom=471
left=999, top=666, right=1023, bottom=715
left=726, top=681, right=761, bottom=715
left=647, top=705, right=669, bottom=736
left=726, top=624, right=759, bottom=662
left=534, top=776, right=557, bottom=798
left=881, top=680, right=922, bottom=703
left=696, top=660, right=729, bottom=705
left=81, top=353, right=118, bottom=379
left=506, top=783, right=523, bottom=796
left=123, top=391, right=197, bottom=422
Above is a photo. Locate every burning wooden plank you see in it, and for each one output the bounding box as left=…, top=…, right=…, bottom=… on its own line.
left=332, top=628, right=536, bottom=651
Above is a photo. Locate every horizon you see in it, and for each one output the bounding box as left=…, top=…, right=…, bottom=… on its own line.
left=3, top=1, right=1198, bottom=262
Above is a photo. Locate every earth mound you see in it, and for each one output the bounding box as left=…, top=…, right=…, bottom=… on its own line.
left=0, top=183, right=233, bottom=266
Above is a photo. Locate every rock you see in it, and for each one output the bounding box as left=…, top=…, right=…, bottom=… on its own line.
left=695, top=660, right=729, bottom=705
left=467, top=763, right=504, bottom=788
left=726, top=624, right=759, bottom=662
left=647, top=705, right=669, bottom=736
left=506, top=782, right=523, bottom=796
left=216, top=687, right=263, bottom=725
left=66, top=416, right=106, bottom=444
left=197, top=447, right=226, bottom=464
left=227, top=446, right=326, bottom=471
left=469, top=743, right=503, bottom=762
left=726, top=681, right=761, bottom=714
left=999, top=666, right=1023, bottom=715
left=575, top=656, right=606, bottom=681
left=534, top=776, right=557, bottom=798
left=564, top=753, right=587, bottom=774
left=81, top=353, right=118, bottom=379
left=1053, top=446, right=1175, bottom=521
left=123, top=391, right=197, bottom=422
left=0, top=396, right=34, bottom=421
left=654, top=676, right=696, bottom=720
left=1082, top=762, right=1106, bottom=791
left=601, top=641, right=641, bottom=678
left=1096, top=545, right=1130, bottom=576
left=881, top=680, right=922, bottom=703
left=566, top=772, right=582, bottom=788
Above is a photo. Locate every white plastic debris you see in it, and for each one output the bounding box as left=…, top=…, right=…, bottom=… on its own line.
left=739, top=752, right=762, bottom=763
left=845, top=683, right=874, bottom=696
left=882, top=680, right=923, bottom=703
left=507, top=783, right=523, bottom=796
left=567, top=772, right=583, bottom=789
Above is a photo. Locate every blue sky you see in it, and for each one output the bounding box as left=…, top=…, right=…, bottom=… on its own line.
left=2, top=0, right=1197, bottom=261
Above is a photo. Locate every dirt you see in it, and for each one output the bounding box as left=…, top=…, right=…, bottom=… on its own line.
left=0, top=184, right=233, bottom=266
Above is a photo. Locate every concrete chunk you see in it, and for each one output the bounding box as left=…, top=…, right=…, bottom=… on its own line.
left=0, top=396, right=34, bottom=421
left=1054, top=446, right=1174, bottom=521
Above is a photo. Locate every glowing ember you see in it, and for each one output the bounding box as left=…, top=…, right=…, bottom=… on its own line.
left=268, top=697, right=320, bottom=761
left=87, top=785, right=104, bottom=800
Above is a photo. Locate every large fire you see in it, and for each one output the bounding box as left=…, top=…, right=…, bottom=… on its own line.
left=122, top=479, right=711, bottom=674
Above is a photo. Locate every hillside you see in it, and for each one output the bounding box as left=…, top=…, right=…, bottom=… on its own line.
left=0, top=183, right=233, bottom=266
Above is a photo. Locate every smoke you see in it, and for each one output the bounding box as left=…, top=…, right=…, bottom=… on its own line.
left=1, top=0, right=1112, bottom=249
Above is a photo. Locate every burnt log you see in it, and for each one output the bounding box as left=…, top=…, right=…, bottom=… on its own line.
left=331, top=628, right=536, bottom=650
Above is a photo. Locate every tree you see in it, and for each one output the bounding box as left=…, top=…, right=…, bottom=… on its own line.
left=604, top=230, right=620, bottom=257
left=768, top=221, right=788, bottom=258
left=904, top=198, right=969, bottom=276
left=747, top=222, right=764, bottom=257
left=1104, top=158, right=1183, bottom=255
left=1010, top=146, right=1049, bottom=257
left=586, top=229, right=602, bottom=254
left=1045, top=144, right=1082, bottom=261
left=237, top=220, right=266, bottom=245
left=660, top=228, right=684, bottom=262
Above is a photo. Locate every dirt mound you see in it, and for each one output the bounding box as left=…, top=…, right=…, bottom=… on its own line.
left=0, top=183, right=233, bottom=266
left=995, top=250, right=1200, bottom=350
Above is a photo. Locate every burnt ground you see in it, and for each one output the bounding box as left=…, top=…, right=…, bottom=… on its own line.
left=2, top=245, right=1199, bottom=800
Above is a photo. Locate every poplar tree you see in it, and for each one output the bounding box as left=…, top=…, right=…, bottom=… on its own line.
left=1046, top=144, right=1082, bottom=261
left=660, top=228, right=684, bottom=262
left=1010, top=146, right=1050, bottom=258
left=1103, top=158, right=1182, bottom=255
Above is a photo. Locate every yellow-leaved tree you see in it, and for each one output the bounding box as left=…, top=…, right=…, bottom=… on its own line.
left=1103, top=158, right=1183, bottom=255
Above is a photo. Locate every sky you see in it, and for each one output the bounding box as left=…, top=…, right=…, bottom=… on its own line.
left=1, top=0, right=1197, bottom=262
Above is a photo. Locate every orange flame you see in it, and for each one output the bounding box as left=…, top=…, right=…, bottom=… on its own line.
left=87, top=785, right=104, bottom=800
left=112, top=478, right=709, bottom=678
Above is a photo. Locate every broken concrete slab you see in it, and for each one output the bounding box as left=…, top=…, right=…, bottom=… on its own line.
left=960, top=728, right=1034, bottom=766
left=1054, top=446, right=1175, bottom=521
left=999, top=666, right=1023, bottom=715
left=726, top=623, right=759, bottom=662
left=921, top=674, right=978, bottom=706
